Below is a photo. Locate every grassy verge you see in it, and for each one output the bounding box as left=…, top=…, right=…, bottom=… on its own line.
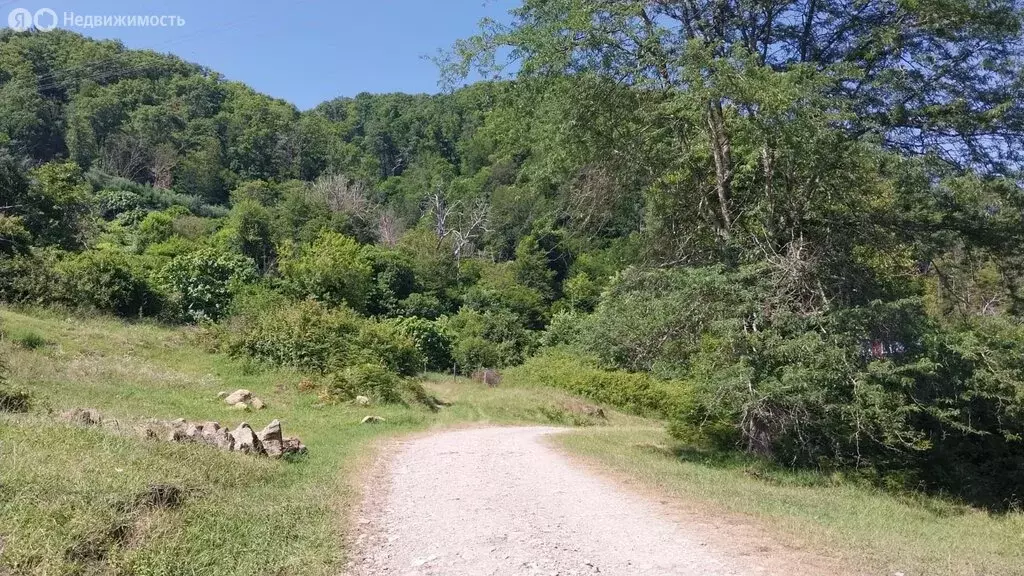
left=0, top=308, right=634, bottom=575
left=552, top=427, right=1024, bottom=576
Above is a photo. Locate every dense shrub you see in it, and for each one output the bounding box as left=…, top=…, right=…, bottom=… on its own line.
left=0, top=251, right=64, bottom=305
left=95, top=189, right=144, bottom=219
left=56, top=250, right=162, bottom=317
left=504, top=347, right=691, bottom=417
left=362, top=246, right=420, bottom=317
left=157, top=248, right=256, bottom=322
left=354, top=321, right=425, bottom=376
left=443, top=308, right=537, bottom=372
left=388, top=317, right=453, bottom=371
left=137, top=211, right=174, bottom=248
left=280, top=232, right=372, bottom=312
left=225, top=299, right=364, bottom=372
left=327, top=363, right=404, bottom=404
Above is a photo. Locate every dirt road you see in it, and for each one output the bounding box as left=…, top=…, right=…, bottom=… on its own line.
left=349, top=427, right=839, bottom=576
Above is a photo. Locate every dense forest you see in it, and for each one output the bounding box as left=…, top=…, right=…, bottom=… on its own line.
left=3, top=0, right=1024, bottom=510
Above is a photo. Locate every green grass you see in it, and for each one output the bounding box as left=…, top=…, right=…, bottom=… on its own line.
left=2, top=306, right=1022, bottom=576
left=0, top=307, right=637, bottom=575
left=552, top=427, right=1024, bottom=576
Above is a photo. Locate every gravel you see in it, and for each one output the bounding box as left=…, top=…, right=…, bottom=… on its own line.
left=349, top=426, right=838, bottom=576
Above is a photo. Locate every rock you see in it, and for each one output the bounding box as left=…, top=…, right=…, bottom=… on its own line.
left=223, top=389, right=252, bottom=405
left=250, top=397, right=266, bottom=411
left=361, top=415, right=386, bottom=425
left=230, top=423, right=265, bottom=455
left=282, top=436, right=307, bottom=456
left=230, top=402, right=250, bottom=411
left=201, top=423, right=234, bottom=451
left=60, top=408, right=102, bottom=426
left=471, top=369, right=502, bottom=387
left=184, top=423, right=205, bottom=441
left=355, top=395, right=371, bottom=406
left=257, top=419, right=284, bottom=458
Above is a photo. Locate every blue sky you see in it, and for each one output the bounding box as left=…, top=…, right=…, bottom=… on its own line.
left=2, top=0, right=518, bottom=109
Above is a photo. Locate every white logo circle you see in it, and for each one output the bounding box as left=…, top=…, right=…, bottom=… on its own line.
left=7, top=8, right=32, bottom=31
left=33, top=8, right=57, bottom=31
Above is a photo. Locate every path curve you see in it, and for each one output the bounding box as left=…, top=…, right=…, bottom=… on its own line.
left=349, top=427, right=834, bottom=576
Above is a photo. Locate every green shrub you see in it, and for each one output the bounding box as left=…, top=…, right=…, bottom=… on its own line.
left=224, top=299, right=363, bottom=373
left=56, top=250, right=162, bottom=317
left=95, top=189, right=144, bottom=219
left=354, top=321, right=425, bottom=377
left=443, top=308, right=537, bottom=372
left=361, top=246, right=420, bottom=317
left=157, top=248, right=256, bottom=322
left=389, top=317, right=453, bottom=371
left=0, top=251, right=64, bottom=305
left=326, top=363, right=403, bottom=404
left=280, top=231, right=372, bottom=312
left=137, top=211, right=174, bottom=248
left=504, top=348, right=691, bottom=417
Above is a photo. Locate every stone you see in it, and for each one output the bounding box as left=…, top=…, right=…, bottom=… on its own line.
left=257, top=419, right=284, bottom=458
left=282, top=436, right=307, bottom=456
left=230, top=423, right=265, bottom=455
left=361, top=415, right=386, bottom=425
left=230, top=402, right=250, bottom=411
left=250, top=397, right=266, bottom=410
left=354, top=395, right=371, bottom=406
left=223, top=389, right=252, bottom=405
left=201, top=423, right=234, bottom=451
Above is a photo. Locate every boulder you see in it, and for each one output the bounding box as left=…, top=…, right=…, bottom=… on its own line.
left=354, top=395, right=371, bottom=406
left=230, top=402, right=250, bottom=411
left=360, top=415, right=386, bottom=425
left=230, top=423, right=265, bottom=455
left=223, top=389, right=252, bottom=405
left=250, top=397, right=266, bottom=411
left=257, top=419, right=284, bottom=458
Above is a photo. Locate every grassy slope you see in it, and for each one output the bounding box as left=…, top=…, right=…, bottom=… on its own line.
left=0, top=308, right=642, bottom=575
left=2, top=308, right=1022, bottom=575
left=553, top=429, right=1024, bottom=576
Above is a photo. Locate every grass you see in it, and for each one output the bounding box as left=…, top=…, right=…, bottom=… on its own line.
left=552, top=427, right=1024, bottom=576
left=0, top=307, right=635, bottom=575
left=2, top=306, right=1022, bottom=575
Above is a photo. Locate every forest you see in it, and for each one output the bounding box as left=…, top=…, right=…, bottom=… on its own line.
left=2, top=0, right=1024, bottom=511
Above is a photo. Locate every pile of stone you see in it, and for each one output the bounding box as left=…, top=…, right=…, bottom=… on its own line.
left=217, top=389, right=266, bottom=411
left=58, top=408, right=306, bottom=459
left=144, top=418, right=306, bottom=458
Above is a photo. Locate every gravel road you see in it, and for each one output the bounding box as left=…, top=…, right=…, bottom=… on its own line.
left=349, top=426, right=837, bottom=576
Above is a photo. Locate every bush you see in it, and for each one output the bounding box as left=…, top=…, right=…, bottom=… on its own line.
left=158, top=248, right=257, bottom=322
left=389, top=317, right=453, bottom=371
left=137, top=211, right=174, bottom=248
left=443, top=308, right=538, bottom=372
left=326, top=363, right=403, bottom=404
left=280, top=232, right=372, bottom=312
left=354, top=321, right=425, bottom=377
left=504, top=348, right=691, bottom=417
left=224, top=299, right=364, bottom=373
left=56, top=250, right=162, bottom=317
left=95, top=189, right=144, bottom=219
left=0, top=251, right=63, bottom=305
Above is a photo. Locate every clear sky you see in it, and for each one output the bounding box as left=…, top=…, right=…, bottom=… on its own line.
left=2, top=0, right=518, bottom=109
